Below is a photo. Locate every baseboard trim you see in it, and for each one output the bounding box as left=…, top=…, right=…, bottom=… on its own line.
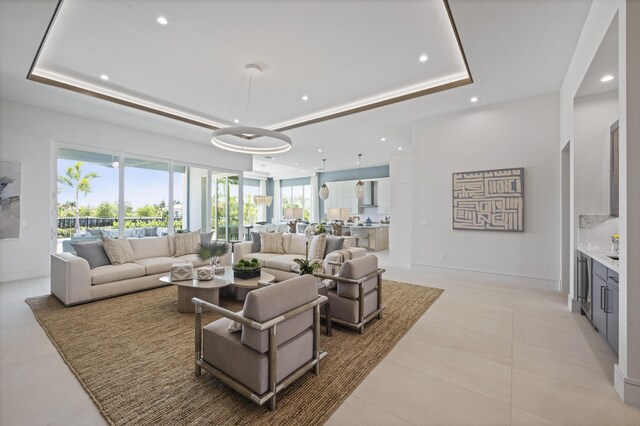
left=568, top=295, right=582, bottom=313
left=411, top=262, right=560, bottom=291
left=0, top=268, right=49, bottom=283
left=614, top=363, right=640, bottom=407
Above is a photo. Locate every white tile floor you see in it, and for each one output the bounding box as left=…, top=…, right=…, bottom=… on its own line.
left=2, top=253, right=640, bottom=425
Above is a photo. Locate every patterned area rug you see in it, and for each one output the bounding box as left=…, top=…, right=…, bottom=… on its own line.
left=26, top=280, right=443, bottom=425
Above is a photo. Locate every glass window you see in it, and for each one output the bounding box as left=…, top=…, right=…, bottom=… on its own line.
left=280, top=183, right=312, bottom=221
left=212, top=174, right=239, bottom=241
left=243, top=182, right=260, bottom=225
left=55, top=148, right=242, bottom=252
left=123, top=158, right=169, bottom=238
left=56, top=148, right=120, bottom=252
left=303, top=184, right=311, bottom=221
left=173, top=165, right=186, bottom=232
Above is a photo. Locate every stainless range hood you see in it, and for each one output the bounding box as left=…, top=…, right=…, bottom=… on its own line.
left=357, top=181, right=377, bottom=207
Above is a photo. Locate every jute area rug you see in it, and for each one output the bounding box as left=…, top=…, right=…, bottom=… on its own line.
left=26, top=280, right=443, bottom=425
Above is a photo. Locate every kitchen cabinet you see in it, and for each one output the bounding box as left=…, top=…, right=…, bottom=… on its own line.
left=377, top=178, right=390, bottom=214
left=324, top=180, right=369, bottom=216
left=349, top=226, right=389, bottom=251
left=591, top=259, right=619, bottom=354
left=606, top=271, right=619, bottom=353
left=611, top=121, right=619, bottom=216
left=592, top=273, right=607, bottom=338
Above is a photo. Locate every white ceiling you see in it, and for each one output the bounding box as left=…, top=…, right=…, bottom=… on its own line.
left=0, top=0, right=592, bottom=176
left=575, top=14, right=618, bottom=98
left=34, top=0, right=469, bottom=131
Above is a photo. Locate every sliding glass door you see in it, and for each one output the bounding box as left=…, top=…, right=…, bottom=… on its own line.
left=212, top=174, right=240, bottom=241
left=55, top=146, right=244, bottom=252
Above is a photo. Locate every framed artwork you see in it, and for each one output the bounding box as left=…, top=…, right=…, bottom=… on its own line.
left=0, top=161, right=21, bottom=239
left=452, top=167, right=524, bottom=232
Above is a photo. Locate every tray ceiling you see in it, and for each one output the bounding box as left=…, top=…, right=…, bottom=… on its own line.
left=28, top=0, right=471, bottom=132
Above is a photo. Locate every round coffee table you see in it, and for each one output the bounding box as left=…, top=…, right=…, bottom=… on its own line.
left=160, top=266, right=276, bottom=311
left=160, top=274, right=230, bottom=313
left=218, top=266, right=276, bottom=301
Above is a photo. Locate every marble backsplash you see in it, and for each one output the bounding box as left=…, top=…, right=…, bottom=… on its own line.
left=578, top=214, right=619, bottom=251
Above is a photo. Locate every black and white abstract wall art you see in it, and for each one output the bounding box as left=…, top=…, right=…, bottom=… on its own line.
left=0, top=161, right=21, bottom=239
left=452, top=167, right=524, bottom=232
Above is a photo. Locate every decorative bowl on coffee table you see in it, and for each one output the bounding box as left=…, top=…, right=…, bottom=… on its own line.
left=232, top=266, right=261, bottom=279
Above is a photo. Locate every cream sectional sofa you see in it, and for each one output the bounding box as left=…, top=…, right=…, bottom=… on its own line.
left=233, top=233, right=365, bottom=282
left=51, top=235, right=231, bottom=306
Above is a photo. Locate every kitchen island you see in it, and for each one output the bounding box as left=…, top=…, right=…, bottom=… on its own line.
left=345, top=224, right=389, bottom=251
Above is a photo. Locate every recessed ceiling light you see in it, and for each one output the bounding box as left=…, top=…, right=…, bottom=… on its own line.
left=295, top=163, right=299, bottom=166
left=317, top=148, right=322, bottom=152
left=419, top=54, right=428, bottom=63
left=398, top=147, right=403, bottom=151
left=157, top=16, right=168, bottom=25
left=264, top=156, right=275, bottom=160
left=233, top=118, right=239, bottom=123
left=470, top=96, right=478, bottom=103
left=301, top=95, right=309, bottom=101
left=381, top=137, right=386, bottom=142
left=601, top=75, right=615, bottom=82
left=99, top=74, right=109, bottom=81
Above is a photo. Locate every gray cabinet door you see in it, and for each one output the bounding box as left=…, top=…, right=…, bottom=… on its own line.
left=607, top=285, right=619, bottom=354
left=592, top=274, right=607, bottom=336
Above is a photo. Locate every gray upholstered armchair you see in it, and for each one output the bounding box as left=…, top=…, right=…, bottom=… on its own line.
left=314, top=255, right=385, bottom=334
left=192, top=274, right=327, bottom=411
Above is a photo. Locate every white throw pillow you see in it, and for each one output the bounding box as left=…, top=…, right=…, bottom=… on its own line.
left=101, top=237, right=135, bottom=265
left=260, top=232, right=284, bottom=254
left=309, top=234, right=327, bottom=259
left=174, top=230, right=200, bottom=257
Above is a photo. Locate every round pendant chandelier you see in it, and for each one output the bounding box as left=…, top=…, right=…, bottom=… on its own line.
left=211, top=64, right=292, bottom=155
left=355, top=154, right=365, bottom=197
left=254, top=195, right=273, bottom=207
left=319, top=159, right=330, bottom=200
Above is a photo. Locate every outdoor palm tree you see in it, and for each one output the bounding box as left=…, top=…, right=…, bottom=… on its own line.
left=58, top=162, right=99, bottom=232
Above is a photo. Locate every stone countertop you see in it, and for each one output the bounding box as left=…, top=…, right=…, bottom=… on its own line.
left=344, top=224, right=390, bottom=229
left=579, top=248, right=620, bottom=273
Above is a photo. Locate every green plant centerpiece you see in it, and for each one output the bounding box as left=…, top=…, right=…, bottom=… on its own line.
left=294, top=241, right=323, bottom=276
left=195, top=240, right=231, bottom=274
left=232, top=258, right=262, bottom=279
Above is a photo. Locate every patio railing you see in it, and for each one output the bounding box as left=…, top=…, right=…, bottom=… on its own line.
left=57, top=216, right=165, bottom=229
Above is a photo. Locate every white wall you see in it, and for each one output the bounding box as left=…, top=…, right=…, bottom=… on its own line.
left=409, top=93, right=560, bottom=288
left=0, top=99, right=251, bottom=282
left=389, top=153, right=412, bottom=268
left=574, top=91, right=619, bottom=217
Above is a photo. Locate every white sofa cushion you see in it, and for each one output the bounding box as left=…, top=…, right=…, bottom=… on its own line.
left=281, top=233, right=291, bottom=253
left=135, top=257, right=177, bottom=275
left=241, top=253, right=280, bottom=266
left=262, top=254, right=300, bottom=271
left=288, top=234, right=307, bottom=255
left=129, top=236, right=171, bottom=260
left=91, top=263, right=146, bottom=285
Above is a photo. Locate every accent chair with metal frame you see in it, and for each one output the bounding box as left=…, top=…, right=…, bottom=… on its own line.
left=192, top=274, right=327, bottom=411
left=314, top=255, right=385, bottom=334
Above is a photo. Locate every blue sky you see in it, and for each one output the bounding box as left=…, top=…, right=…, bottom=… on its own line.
left=57, top=160, right=183, bottom=209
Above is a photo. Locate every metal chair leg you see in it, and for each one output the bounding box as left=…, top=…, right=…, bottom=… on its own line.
left=269, top=395, right=276, bottom=411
